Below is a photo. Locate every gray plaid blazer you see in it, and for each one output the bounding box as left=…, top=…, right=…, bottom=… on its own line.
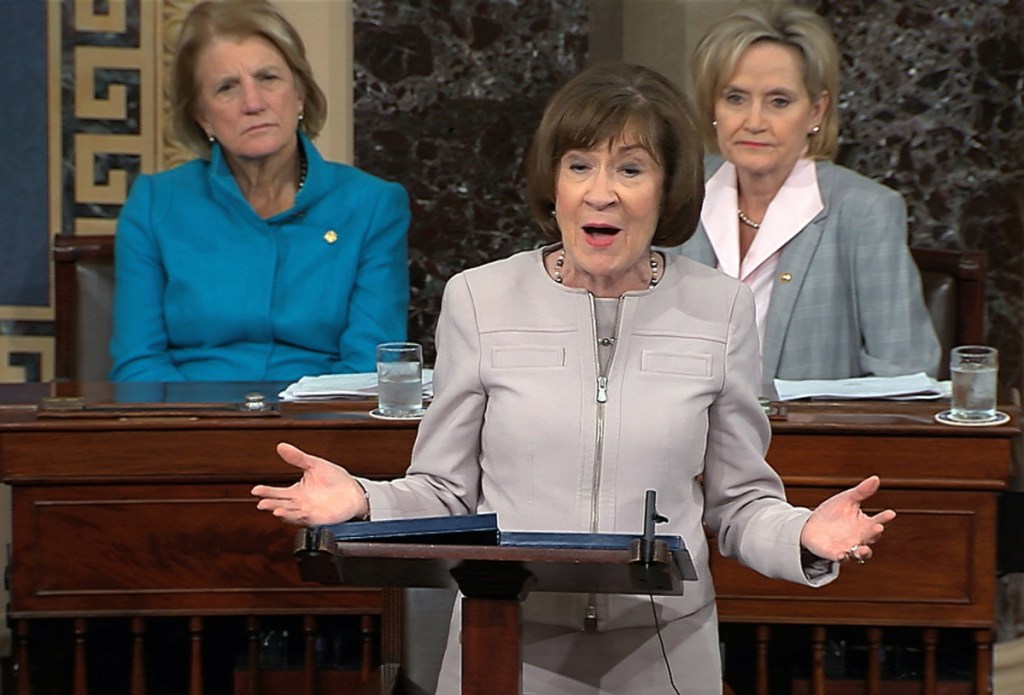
left=670, top=158, right=940, bottom=394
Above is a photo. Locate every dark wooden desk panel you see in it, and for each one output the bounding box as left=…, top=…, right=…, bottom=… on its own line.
left=765, top=434, right=1009, bottom=489
left=1, top=394, right=416, bottom=618
left=709, top=401, right=1014, bottom=632
left=713, top=487, right=997, bottom=626
left=16, top=483, right=386, bottom=616
left=2, top=425, right=413, bottom=483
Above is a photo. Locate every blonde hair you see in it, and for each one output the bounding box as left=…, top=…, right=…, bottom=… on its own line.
left=692, top=3, right=840, bottom=160
left=524, top=62, right=705, bottom=247
left=170, top=0, right=327, bottom=158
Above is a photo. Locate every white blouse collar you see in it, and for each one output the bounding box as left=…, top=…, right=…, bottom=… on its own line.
left=702, top=158, right=824, bottom=280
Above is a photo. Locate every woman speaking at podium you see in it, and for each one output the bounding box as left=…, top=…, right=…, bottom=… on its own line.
left=253, top=62, right=894, bottom=694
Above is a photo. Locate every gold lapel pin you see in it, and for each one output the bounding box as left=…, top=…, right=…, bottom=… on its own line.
left=779, top=272, right=793, bottom=283
left=324, top=230, right=338, bottom=244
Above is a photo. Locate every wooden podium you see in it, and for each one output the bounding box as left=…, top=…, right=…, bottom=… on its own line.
left=296, top=521, right=697, bottom=695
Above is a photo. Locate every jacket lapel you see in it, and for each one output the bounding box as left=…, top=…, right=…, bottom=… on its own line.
left=760, top=161, right=833, bottom=381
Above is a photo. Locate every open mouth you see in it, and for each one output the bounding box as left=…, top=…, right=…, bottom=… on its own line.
left=582, top=225, right=621, bottom=248
left=583, top=225, right=621, bottom=237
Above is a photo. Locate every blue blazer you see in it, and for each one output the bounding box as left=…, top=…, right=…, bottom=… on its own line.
left=672, top=158, right=940, bottom=393
left=110, top=133, right=410, bottom=382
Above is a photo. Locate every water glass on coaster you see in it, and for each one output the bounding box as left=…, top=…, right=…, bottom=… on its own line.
left=949, top=345, right=998, bottom=422
left=375, top=342, right=424, bottom=418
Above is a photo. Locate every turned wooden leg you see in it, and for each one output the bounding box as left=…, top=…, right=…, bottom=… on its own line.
left=72, top=617, right=88, bottom=695
left=810, top=626, right=826, bottom=695
left=755, top=624, right=770, bottom=695
left=921, top=628, right=938, bottom=695
left=865, top=627, right=883, bottom=695
left=974, top=629, right=993, bottom=695
left=13, top=619, right=31, bottom=695
left=302, top=615, right=317, bottom=695
left=188, top=616, right=203, bottom=695
left=130, top=617, right=146, bottom=695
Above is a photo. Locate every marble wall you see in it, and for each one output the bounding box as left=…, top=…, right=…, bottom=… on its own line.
left=820, top=0, right=1024, bottom=389
left=352, top=0, right=1024, bottom=388
left=352, top=1, right=588, bottom=359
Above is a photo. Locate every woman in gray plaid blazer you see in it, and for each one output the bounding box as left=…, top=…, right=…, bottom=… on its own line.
left=669, top=4, right=940, bottom=395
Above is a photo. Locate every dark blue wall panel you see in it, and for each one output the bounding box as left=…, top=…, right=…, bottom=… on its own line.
left=0, top=2, right=49, bottom=307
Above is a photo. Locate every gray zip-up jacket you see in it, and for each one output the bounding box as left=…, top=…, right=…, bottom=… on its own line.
left=363, top=246, right=836, bottom=632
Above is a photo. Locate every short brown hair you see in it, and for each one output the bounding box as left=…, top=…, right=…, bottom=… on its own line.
left=170, top=0, right=327, bottom=158
left=692, top=4, right=840, bottom=160
left=524, top=62, right=705, bottom=248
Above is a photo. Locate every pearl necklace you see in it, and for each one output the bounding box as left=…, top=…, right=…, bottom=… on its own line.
left=737, top=208, right=761, bottom=230
left=552, top=249, right=661, bottom=288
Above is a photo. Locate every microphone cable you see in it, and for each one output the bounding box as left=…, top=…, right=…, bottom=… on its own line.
left=646, top=563, right=682, bottom=695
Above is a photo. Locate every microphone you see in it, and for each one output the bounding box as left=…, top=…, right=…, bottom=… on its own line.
left=641, top=489, right=669, bottom=565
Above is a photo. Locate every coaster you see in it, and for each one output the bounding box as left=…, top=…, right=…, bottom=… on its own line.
left=369, top=408, right=425, bottom=421
left=934, top=410, right=1010, bottom=427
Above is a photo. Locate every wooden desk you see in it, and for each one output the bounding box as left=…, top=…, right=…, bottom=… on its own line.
left=0, top=382, right=417, bottom=694
left=0, top=385, right=1016, bottom=694
left=713, top=401, right=1016, bottom=694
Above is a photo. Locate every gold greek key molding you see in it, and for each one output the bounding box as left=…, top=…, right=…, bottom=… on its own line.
left=73, top=0, right=127, bottom=33
left=63, top=0, right=159, bottom=235
left=74, top=46, right=142, bottom=120
left=0, top=336, right=54, bottom=383
left=74, top=133, right=146, bottom=204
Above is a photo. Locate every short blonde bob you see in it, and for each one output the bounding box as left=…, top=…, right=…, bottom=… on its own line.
left=170, top=0, right=327, bottom=158
left=524, top=62, right=705, bottom=248
left=692, top=4, right=840, bottom=160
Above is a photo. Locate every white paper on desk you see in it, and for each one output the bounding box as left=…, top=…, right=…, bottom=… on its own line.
left=279, top=369, right=434, bottom=402
left=773, top=372, right=950, bottom=402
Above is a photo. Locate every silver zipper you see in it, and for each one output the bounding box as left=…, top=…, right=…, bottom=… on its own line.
left=584, top=294, right=625, bottom=630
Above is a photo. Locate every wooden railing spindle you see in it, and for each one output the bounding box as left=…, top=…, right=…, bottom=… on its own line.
left=303, top=615, right=317, bottom=695
left=865, top=626, right=883, bottom=695
left=130, top=617, right=146, bottom=695
left=755, top=624, right=770, bottom=695
left=188, top=616, right=203, bottom=695
left=922, top=628, right=939, bottom=695
left=72, top=617, right=88, bottom=695
left=14, top=619, right=30, bottom=695
left=246, top=616, right=261, bottom=695
left=810, top=626, right=826, bottom=695
left=975, top=629, right=994, bottom=695
left=360, top=614, right=374, bottom=681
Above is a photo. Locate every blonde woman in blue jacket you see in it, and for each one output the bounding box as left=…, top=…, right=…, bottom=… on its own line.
left=668, top=5, right=939, bottom=394
left=110, top=0, right=409, bottom=382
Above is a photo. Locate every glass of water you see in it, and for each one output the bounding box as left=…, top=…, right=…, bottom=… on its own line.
left=376, top=342, right=423, bottom=417
left=950, top=345, right=998, bottom=421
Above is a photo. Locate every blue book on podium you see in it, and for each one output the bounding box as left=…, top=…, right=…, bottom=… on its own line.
left=320, top=513, right=696, bottom=581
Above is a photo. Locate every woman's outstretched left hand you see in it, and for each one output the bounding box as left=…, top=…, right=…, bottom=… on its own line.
left=800, top=475, right=896, bottom=563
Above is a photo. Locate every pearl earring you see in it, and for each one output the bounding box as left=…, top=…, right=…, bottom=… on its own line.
left=207, top=134, right=215, bottom=143
left=810, top=125, right=821, bottom=134
left=712, top=120, right=718, bottom=127
left=298, top=113, right=304, bottom=122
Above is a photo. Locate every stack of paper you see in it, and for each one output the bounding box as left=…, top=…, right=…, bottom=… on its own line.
left=279, top=370, right=434, bottom=402
left=773, top=372, right=950, bottom=402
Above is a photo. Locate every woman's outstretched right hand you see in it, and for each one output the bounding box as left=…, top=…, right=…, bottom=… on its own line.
left=251, top=442, right=369, bottom=527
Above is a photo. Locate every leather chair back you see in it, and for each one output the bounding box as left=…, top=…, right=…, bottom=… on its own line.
left=53, top=235, right=115, bottom=382
left=910, top=247, right=987, bottom=380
